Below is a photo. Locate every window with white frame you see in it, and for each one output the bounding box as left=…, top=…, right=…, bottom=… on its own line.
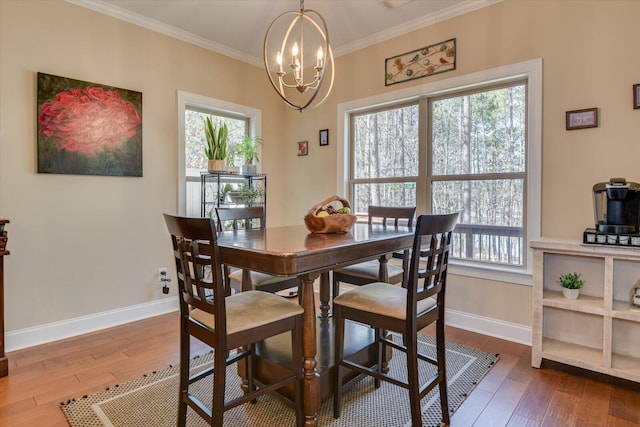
left=177, top=91, right=261, bottom=217
left=343, top=59, right=541, bottom=280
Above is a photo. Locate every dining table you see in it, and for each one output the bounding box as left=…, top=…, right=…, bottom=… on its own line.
left=216, top=222, right=414, bottom=427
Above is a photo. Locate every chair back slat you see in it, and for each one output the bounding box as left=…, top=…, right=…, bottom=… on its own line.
left=164, top=214, right=227, bottom=335
left=215, top=206, right=265, bottom=231
left=406, top=213, right=458, bottom=314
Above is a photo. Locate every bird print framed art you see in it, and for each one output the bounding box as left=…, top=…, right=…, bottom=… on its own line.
left=385, top=38, right=456, bottom=86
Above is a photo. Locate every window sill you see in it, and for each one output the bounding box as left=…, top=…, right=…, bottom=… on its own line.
left=448, top=260, right=532, bottom=286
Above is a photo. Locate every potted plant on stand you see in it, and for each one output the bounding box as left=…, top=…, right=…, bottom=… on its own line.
left=204, top=117, right=228, bottom=172
left=234, top=136, right=262, bottom=174
left=558, top=272, right=584, bottom=299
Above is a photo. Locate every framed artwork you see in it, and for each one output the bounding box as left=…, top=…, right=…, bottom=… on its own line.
left=37, top=72, right=143, bottom=176
left=566, top=108, right=598, bottom=130
left=297, top=141, right=308, bottom=156
left=385, top=38, right=456, bottom=86
left=634, top=84, right=640, bottom=109
left=319, top=129, right=329, bottom=146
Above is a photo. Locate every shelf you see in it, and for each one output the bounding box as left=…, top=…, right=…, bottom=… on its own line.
left=541, top=338, right=603, bottom=370
left=612, top=300, right=640, bottom=320
left=531, top=238, right=640, bottom=383
left=542, top=290, right=604, bottom=315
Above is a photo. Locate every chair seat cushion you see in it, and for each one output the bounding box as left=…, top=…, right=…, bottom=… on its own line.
left=228, top=269, right=298, bottom=286
left=333, top=282, right=436, bottom=320
left=190, top=290, right=303, bottom=335
left=334, top=260, right=404, bottom=283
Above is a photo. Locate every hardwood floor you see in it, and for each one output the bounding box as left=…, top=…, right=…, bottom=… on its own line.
left=0, top=311, right=638, bottom=427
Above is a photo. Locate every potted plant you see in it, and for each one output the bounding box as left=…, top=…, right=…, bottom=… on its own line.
left=227, top=184, right=264, bottom=206
left=204, top=117, right=228, bottom=172
left=558, top=272, right=584, bottom=299
left=234, top=135, right=262, bottom=174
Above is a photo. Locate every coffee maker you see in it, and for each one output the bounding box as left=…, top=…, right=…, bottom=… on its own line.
left=584, top=178, right=640, bottom=246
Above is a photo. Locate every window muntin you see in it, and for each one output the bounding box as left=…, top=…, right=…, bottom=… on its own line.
left=352, top=182, right=417, bottom=215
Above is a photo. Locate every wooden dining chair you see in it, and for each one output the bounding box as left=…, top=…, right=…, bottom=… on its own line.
left=333, top=212, right=458, bottom=427
left=163, top=214, right=304, bottom=427
left=215, top=207, right=301, bottom=295
left=332, top=206, right=416, bottom=299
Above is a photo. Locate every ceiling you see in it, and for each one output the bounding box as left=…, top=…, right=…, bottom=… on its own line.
left=69, top=0, right=499, bottom=66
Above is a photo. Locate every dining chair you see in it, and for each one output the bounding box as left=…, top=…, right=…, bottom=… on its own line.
left=333, top=212, right=458, bottom=427
left=163, top=214, right=304, bottom=427
left=332, top=206, right=416, bottom=299
left=215, top=207, right=301, bottom=295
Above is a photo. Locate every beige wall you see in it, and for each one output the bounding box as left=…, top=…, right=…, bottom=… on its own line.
left=279, top=0, right=640, bottom=328
left=0, top=0, right=289, bottom=332
left=1, top=0, right=639, bottom=339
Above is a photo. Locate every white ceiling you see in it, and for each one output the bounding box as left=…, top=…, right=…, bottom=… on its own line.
left=69, top=0, right=500, bottom=66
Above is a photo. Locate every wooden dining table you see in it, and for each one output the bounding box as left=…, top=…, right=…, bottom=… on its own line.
left=216, top=222, right=414, bottom=427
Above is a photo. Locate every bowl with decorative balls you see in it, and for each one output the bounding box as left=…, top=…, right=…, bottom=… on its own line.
left=303, top=195, right=357, bottom=233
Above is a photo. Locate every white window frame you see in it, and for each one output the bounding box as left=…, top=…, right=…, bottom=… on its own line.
left=337, top=59, right=542, bottom=285
left=177, top=90, right=262, bottom=216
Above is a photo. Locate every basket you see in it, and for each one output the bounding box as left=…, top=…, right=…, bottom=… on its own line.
left=303, top=195, right=357, bottom=234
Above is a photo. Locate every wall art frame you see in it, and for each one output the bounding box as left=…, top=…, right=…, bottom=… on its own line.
left=297, top=141, right=308, bottom=156
left=319, top=129, right=329, bottom=146
left=566, top=107, right=598, bottom=130
left=634, top=84, right=640, bottom=109
left=385, top=38, right=456, bottom=86
left=37, top=72, right=143, bottom=176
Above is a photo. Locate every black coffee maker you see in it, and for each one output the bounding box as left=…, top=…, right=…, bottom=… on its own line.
left=593, top=178, right=640, bottom=234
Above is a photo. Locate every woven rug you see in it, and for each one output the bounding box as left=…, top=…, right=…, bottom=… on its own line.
left=62, top=334, right=499, bottom=427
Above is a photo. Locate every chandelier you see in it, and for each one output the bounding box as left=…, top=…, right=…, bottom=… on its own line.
left=263, top=0, right=334, bottom=112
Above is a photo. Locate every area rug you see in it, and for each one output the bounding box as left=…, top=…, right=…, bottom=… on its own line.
left=62, top=334, right=499, bottom=427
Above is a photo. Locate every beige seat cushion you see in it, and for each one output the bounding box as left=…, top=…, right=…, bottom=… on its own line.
left=334, top=260, right=404, bottom=284
left=333, top=282, right=436, bottom=320
left=228, top=269, right=298, bottom=287
left=190, top=290, right=303, bottom=335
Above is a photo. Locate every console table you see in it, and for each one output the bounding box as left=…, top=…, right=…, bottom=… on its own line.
left=0, top=219, right=9, bottom=377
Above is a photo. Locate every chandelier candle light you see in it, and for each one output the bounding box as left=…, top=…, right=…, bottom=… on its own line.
left=263, top=0, right=334, bottom=112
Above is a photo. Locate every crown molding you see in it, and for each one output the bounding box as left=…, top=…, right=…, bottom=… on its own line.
left=333, top=0, right=502, bottom=57
left=67, top=0, right=501, bottom=67
left=65, top=0, right=263, bottom=67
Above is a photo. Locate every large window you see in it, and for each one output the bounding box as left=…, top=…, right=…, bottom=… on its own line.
left=342, top=59, right=541, bottom=280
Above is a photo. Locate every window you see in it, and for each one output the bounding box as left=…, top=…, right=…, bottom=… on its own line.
left=341, top=59, right=541, bottom=282
left=429, top=83, right=526, bottom=267
left=177, top=91, right=261, bottom=217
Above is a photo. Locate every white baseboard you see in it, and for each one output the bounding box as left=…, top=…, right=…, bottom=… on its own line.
left=5, top=297, right=179, bottom=352
left=5, top=298, right=530, bottom=352
left=446, top=308, right=532, bottom=346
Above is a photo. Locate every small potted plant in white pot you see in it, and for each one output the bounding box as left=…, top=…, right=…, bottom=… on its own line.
left=204, top=117, right=228, bottom=172
left=558, top=272, right=584, bottom=299
left=234, top=135, right=262, bottom=174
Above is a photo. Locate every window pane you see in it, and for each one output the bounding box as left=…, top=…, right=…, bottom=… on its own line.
left=432, top=179, right=523, bottom=266
left=352, top=182, right=416, bottom=215
left=184, top=109, right=247, bottom=177
left=431, top=84, right=526, bottom=176
left=353, top=104, right=419, bottom=179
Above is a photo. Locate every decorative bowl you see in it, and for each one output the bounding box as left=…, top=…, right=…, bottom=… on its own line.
left=303, top=195, right=357, bottom=234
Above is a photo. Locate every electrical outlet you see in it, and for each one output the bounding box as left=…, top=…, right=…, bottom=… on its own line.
left=158, top=267, right=167, bottom=282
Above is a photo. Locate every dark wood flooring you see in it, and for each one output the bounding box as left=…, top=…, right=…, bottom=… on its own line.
left=0, top=311, right=638, bottom=426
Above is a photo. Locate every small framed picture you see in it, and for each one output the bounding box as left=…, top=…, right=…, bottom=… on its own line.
left=319, top=129, right=329, bottom=146
left=566, top=108, right=598, bottom=130
left=297, top=141, right=308, bottom=156
left=634, top=84, right=640, bottom=109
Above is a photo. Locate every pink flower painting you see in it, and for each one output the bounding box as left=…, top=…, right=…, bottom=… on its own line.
left=37, top=73, right=143, bottom=176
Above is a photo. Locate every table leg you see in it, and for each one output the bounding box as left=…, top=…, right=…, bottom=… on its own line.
left=299, top=273, right=320, bottom=427
left=317, top=272, right=331, bottom=318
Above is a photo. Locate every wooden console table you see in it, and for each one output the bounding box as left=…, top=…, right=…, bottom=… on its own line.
left=0, top=219, right=9, bottom=377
